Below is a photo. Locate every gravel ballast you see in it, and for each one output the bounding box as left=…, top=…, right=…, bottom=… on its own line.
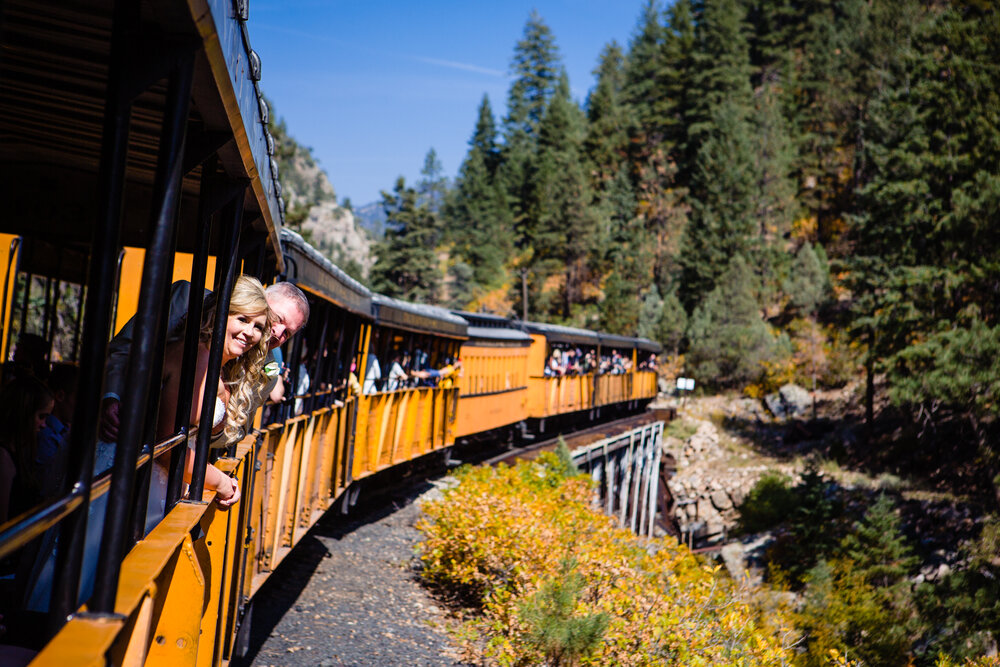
left=235, top=481, right=468, bottom=667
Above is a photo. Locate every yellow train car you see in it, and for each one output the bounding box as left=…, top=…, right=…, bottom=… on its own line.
left=244, top=229, right=373, bottom=599
left=524, top=322, right=600, bottom=425
left=634, top=338, right=662, bottom=401
left=523, top=322, right=662, bottom=431
left=1, top=0, right=288, bottom=663
left=453, top=313, right=532, bottom=441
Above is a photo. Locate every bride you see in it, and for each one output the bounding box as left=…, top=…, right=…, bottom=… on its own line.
left=153, top=274, right=274, bottom=513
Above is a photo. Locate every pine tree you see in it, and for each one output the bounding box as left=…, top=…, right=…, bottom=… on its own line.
left=501, top=11, right=562, bottom=249
left=795, top=495, right=917, bottom=667
left=621, top=0, right=693, bottom=296
left=639, top=285, right=687, bottom=356
left=660, top=0, right=697, bottom=156
left=638, top=285, right=664, bottom=342
left=677, top=98, right=758, bottom=309
left=518, top=559, right=609, bottom=666
left=528, top=73, right=597, bottom=321
left=749, top=80, right=797, bottom=243
left=599, top=168, right=651, bottom=335
left=445, top=96, right=513, bottom=296
left=677, top=0, right=759, bottom=310
left=685, top=254, right=778, bottom=387
left=622, top=0, right=668, bottom=137
left=417, top=147, right=448, bottom=217
left=851, top=1, right=1000, bottom=453
left=841, top=495, right=918, bottom=591
left=684, top=0, right=755, bottom=152
left=370, top=177, right=441, bottom=303
left=584, top=41, right=630, bottom=187
left=784, top=242, right=830, bottom=315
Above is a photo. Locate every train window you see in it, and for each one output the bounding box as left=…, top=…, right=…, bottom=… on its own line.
left=5, top=275, right=86, bottom=371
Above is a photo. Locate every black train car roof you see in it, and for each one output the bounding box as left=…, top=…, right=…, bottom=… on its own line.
left=522, top=320, right=662, bottom=353
left=454, top=311, right=532, bottom=345
left=1, top=0, right=285, bottom=276
left=599, top=332, right=639, bottom=349
left=279, top=229, right=372, bottom=318
left=521, top=321, right=600, bottom=346
left=372, top=294, right=468, bottom=339
left=636, top=337, right=663, bottom=354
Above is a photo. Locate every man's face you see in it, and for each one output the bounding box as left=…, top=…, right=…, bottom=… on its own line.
left=265, top=295, right=307, bottom=349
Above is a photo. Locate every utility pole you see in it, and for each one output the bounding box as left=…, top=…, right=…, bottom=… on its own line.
left=520, top=268, right=528, bottom=321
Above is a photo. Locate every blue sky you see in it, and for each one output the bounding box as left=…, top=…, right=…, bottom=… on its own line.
left=249, top=1, right=650, bottom=206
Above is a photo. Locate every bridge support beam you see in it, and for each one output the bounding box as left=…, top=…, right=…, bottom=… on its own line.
left=570, top=421, right=664, bottom=538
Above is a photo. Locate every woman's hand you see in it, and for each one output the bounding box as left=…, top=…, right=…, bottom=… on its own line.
left=214, top=474, right=241, bottom=509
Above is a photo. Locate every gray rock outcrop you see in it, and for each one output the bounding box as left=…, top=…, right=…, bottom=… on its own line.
left=764, top=383, right=812, bottom=419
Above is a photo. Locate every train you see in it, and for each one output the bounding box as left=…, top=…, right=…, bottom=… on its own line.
left=0, top=1, right=661, bottom=664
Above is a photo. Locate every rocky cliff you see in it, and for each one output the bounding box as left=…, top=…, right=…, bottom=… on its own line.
left=270, top=112, right=374, bottom=279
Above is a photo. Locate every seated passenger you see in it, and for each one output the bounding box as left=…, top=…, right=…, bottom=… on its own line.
left=3, top=333, right=50, bottom=385
left=387, top=352, right=410, bottom=391
left=362, top=352, right=381, bottom=394
left=35, top=363, right=77, bottom=499
left=0, top=378, right=53, bottom=524
left=347, top=360, right=361, bottom=397
left=546, top=349, right=563, bottom=377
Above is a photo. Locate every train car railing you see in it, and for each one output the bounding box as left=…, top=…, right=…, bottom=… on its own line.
left=251, top=398, right=356, bottom=582
left=36, top=390, right=369, bottom=666
left=527, top=374, right=596, bottom=418
left=633, top=370, right=659, bottom=401
left=594, top=372, right=635, bottom=408
left=35, top=434, right=258, bottom=666
left=352, top=387, right=458, bottom=476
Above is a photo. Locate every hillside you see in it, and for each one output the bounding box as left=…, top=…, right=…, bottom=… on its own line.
left=267, top=104, right=374, bottom=280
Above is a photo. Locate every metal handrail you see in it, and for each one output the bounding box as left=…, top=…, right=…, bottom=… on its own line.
left=0, top=430, right=191, bottom=562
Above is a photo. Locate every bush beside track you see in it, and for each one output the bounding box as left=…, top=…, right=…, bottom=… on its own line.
left=416, top=450, right=796, bottom=666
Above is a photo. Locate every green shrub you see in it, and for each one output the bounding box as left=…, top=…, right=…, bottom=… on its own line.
left=767, top=468, right=846, bottom=587
left=518, top=559, right=609, bottom=666
left=737, top=471, right=797, bottom=534
left=916, top=516, right=1000, bottom=663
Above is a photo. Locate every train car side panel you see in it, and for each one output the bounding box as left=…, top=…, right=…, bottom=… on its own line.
left=455, top=343, right=530, bottom=438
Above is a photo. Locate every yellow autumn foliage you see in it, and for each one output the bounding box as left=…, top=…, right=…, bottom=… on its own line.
left=417, top=454, right=807, bottom=666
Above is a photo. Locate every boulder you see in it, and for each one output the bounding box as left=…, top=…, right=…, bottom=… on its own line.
left=731, top=397, right=768, bottom=422
left=710, top=490, right=733, bottom=512
left=764, top=383, right=812, bottom=419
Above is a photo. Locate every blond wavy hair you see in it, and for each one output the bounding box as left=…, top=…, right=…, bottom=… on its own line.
left=197, top=275, right=273, bottom=443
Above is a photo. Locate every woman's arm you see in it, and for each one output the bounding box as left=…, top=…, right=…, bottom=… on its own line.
left=183, top=447, right=240, bottom=507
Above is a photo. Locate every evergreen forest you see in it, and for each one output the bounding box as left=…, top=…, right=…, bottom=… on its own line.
left=367, top=0, right=1000, bottom=485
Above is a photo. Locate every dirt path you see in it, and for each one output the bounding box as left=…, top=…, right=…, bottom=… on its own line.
left=234, top=481, right=467, bottom=667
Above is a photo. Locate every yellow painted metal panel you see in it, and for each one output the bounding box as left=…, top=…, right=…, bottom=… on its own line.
left=31, top=617, right=123, bottom=667
left=454, top=387, right=528, bottom=437
left=145, top=535, right=206, bottom=666
left=195, top=505, right=230, bottom=667
left=116, top=594, right=154, bottom=667
left=263, top=424, right=292, bottom=570
left=113, top=248, right=218, bottom=335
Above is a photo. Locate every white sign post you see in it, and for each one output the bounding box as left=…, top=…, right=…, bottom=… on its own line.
left=676, top=377, right=695, bottom=405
